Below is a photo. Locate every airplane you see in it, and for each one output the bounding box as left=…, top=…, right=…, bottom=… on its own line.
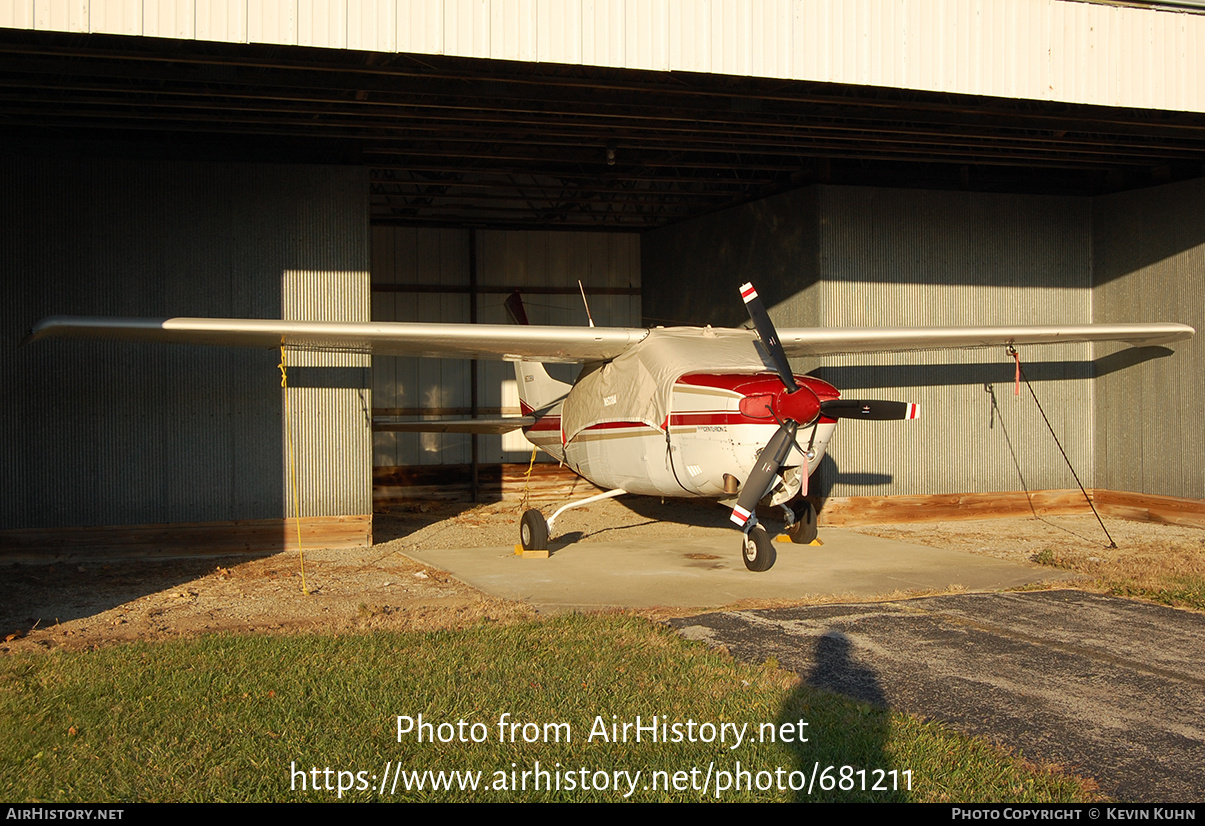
left=27, top=283, right=1195, bottom=572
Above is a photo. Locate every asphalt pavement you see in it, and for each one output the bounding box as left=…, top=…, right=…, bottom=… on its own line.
left=672, top=591, right=1205, bottom=802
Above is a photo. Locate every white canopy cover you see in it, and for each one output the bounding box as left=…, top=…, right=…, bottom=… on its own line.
left=560, top=327, right=776, bottom=443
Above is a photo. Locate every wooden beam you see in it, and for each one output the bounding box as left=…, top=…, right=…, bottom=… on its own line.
left=815, top=489, right=1205, bottom=528
left=1092, top=490, right=1205, bottom=530
left=814, top=489, right=1092, bottom=525
left=0, top=515, right=372, bottom=562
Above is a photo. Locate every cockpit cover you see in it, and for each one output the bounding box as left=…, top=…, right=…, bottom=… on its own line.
left=560, top=327, right=775, bottom=443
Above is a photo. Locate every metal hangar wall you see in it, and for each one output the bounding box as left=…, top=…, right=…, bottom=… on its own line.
left=1, top=157, right=372, bottom=541
left=1093, top=177, right=1205, bottom=500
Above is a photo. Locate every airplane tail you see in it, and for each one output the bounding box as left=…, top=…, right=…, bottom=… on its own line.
left=504, top=290, right=572, bottom=414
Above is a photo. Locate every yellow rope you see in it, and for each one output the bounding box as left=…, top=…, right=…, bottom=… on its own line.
left=520, top=446, right=538, bottom=511
left=279, top=345, right=309, bottom=595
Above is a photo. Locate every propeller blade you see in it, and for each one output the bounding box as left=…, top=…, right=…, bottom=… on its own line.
left=740, top=282, right=797, bottom=393
left=821, top=399, right=920, bottom=421
left=730, top=420, right=798, bottom=529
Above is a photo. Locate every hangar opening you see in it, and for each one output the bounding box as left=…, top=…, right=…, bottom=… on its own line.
left=2, top=2, right=1204, bottom=554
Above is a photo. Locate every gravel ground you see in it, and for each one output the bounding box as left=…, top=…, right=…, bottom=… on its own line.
left=846, top=512, right=1205, bottom=575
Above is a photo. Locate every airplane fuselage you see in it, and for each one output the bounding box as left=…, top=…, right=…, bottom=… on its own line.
left=522, top=372, right=839, bottom=500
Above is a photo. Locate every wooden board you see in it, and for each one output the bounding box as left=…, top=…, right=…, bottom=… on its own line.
left=814, top=489, right=1095, bottom=526
left=0, top=515, right=372, bottom=562
left=1092, top=490, right=1205, bottom=529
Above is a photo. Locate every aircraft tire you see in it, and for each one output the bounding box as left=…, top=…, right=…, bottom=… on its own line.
left=742, top=525, right=776, bottom=572
left=520, top=509, right=549, bottom=551
left=786, top=501, right=818, bottom=545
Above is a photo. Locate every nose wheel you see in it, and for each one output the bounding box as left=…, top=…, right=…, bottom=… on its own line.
left=741, top=525, right=776, bottom=572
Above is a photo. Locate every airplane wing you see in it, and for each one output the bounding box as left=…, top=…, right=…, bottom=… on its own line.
left=774, top=323, right=1195, bottom=356
left=26, top=315, right=1193, bottom=362
left=24, top=316, right=647, bottom=364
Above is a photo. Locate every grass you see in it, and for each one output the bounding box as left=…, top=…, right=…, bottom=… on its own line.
left=1029, top=540, right=1205, bottom=612
left=0, top=614, right=1098, bottom=803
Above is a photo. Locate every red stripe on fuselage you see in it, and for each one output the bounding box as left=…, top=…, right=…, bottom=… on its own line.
left=576, top=415, right=784, bottom=428
left=524, top=374, right=843, bottom=438
left=675, top=372, right=840, bottom=400
left=668, top=412, right=774, bottom=427
left=543, top=412, right=838, bottom=435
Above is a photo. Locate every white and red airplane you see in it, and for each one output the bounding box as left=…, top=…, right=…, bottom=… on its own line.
left=28, top=283, right=1194, bottom=572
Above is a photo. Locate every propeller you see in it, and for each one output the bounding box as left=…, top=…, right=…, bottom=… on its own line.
left=731, top=282, right=809, bottom=530
left=729, top=282, right=920, bottom=532
left=729, top=419, right=799, bottom=529
left=740, top=282, right=796, bottom=391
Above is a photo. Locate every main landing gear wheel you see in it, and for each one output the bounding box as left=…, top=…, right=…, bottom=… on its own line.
left=742, top=525, right=776, bottom=572
left=520, top=509, right=549, bottom=551
left=785, top=501, right=818, bottom=545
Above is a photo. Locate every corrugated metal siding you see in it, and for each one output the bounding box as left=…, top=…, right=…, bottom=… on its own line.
left=0, top=157, right=369, bottom=529
left=4, top=0, right=1204, bottom=113
left=644, top=184, right=1097, bottom=499
left=371, top=227, right=640, bottom=467
left=281, top=268, right=372, bottom=520
left=810, top=187, right=1093, bottom=498
left=1092, top=177, right=1205, bottom=500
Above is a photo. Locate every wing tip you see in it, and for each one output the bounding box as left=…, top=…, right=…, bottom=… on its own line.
left=23, top=316, right=73, bottom=347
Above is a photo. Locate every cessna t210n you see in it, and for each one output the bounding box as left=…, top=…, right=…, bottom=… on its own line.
left=28, top=283, right=1194, bottom=572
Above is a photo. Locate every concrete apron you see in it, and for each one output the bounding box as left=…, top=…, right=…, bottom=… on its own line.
left=401, top=526, right=1072, bottom=612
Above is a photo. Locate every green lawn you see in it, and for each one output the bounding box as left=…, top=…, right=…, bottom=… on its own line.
left=1, top=614, right=1099, bottom=802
